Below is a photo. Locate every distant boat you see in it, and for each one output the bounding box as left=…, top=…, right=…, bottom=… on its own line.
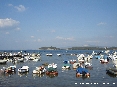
left=72, top=63, right=80, bottom=69
left=18, top=66, right=29, bottom=73
left=32, top=66, right=46, bottom=74
left=57, top=54, right=61, bottom=56
left=84, top=62, right=93, bottom=69
left=0, top=60, right=7, bottom=64
left=48, top=63, right=57, bottom=69
left=2, top=65, right=16, bottom=73
left=62, top=64, right=71, bottom=70
left=46, top=54, right=52, bottom=56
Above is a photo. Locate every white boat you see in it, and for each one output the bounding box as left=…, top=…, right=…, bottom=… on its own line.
left=46, top=54, right=52, bottom=56
left=0, top=60, right=7, bottom=64
left=48, top=63, right=57, bottom=69
left=113, top=63, right=117, bottom=68
left=57, top=54, right=61, bottom=56
left=33, top=58, right=39, bottom=62
left=18, top=66, right=29, bottom=73
left=9, top=65, right=16, bottom=72
left=33, top=66, right=46, bottom=74
left=112, top=55, right=117, bottom=61
left=100, top=58, right=109, bottom=63
left=29, top=53, right=41, bottom=60
left=84, top=62, right=93, bottom=69
left=77, top=54, right=85, bottom=63
left=17, top=58, right=24, bottom=62
left=72, top=63, right=80, bottom=69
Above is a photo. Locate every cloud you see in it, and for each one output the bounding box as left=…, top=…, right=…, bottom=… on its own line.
left=86, top=40, right=100, bottom=43
left=56, top=36, right=75, bottom=41
left=5, top=32, right=9, bottom=34
left=8, top=4, right=13, bottom=7
left=31, top=36, right=34, bottom=38
left=33, top=39, right=41, bottom=42
left=51, top=30, right=56, bottom=33
left=37, top=39, right=41, bottom=42
left=97, top=22, right=106, bottom=26
left=0, top=18, right=20, bottom=28
left=8, top=4, right=26, bottom=12
left=14, top=5, right=26, bottom=12
left=105, top=36, right=114, bottom=38
left=15, top=27, right=21, bottom=31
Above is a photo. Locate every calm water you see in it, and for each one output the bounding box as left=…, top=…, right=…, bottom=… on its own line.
left=0, top=50, right=117, bottom=87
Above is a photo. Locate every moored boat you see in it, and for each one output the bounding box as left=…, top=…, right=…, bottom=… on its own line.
left=32, top=66, right=46, bottom=74
left=2, top=65, right=16, bottom=73
left=62, top=64, right=71, bottom=70
left=76, top=66, right=90, bottom=77
left=46, top=67, right=58, bottom=76
left=84, top=62, right=93, bottom=69
left=18, top=66, right=29, bottom=73
left=46, top=54, right=52, bottom=56
left=48, top=63, right=57, bottom=69
left=106, top=67, right=117, bottom=75
left=70, top=59, right=76, bottom=64
left=0, top=60, right=7, bottom=64
left=72, top=63, right=80, bottom=69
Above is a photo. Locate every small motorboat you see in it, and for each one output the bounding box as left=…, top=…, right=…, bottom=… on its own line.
left=72, top=63, right=80, bottom=69
left=3, top=65, right=16, bottom=73
left=9, top=65, right=16, bottom=72
left=0, top=60, right=7, bottom=64
left=100, top=58, right=109, bottom=63
left=46, top=67, right=58, bottom=76
left=76, top=66, right=90, bottom=77
left=48, top=63, right=57, bottom=69
left=17, top=57, right=24, bottom=62
left=106, top=64, right=117, bottom=75
left=33, top=66, right=46, bottom=74
left=106, top=67, right=117, bottom=75
left=84, top=62, right=93, bottom=69
left=63, top=60, right=69, bottom=64
left=62, top=64, right=71, bottom=70
left=18, top=66, right=29, bottom=73
left=69, top=59, right=76, bottom=64
left=46, top=54, right=52, bottom=56
left=78, top=59, right=85, bottom=63
left=57, top=54, right=61, bottom=56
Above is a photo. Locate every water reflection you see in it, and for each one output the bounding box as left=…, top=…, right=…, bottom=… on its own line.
left=32, top=73, right=45, bottom=78
left=46, top=74, right=58, bottom=78
left=0, top=71, right=16, bottom=77
left=18, top=72, right=29, bottom=77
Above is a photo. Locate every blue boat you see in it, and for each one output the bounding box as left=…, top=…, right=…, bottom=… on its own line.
left=76, top=66, right=90, bottom=77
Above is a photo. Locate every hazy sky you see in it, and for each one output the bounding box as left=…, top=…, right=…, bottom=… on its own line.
left=0, top=0, right=117, bottom=50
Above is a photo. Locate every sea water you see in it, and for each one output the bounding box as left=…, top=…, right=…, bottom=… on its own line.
left=0, top=50, right=116, bottom=87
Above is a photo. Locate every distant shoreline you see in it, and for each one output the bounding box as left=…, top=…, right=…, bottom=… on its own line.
left=39, top=46, right=117, bottom=50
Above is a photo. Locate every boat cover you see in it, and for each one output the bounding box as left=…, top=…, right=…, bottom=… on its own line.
left=48, top=67, right=56, bottom=72
left=76, top=67, right=88, bottom=74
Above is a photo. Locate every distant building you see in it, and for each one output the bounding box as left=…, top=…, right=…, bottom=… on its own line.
left=39, top=46, right=60, bottom=50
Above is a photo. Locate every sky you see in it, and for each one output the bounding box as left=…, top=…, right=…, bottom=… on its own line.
left=0, top=0, right=117, bottom=50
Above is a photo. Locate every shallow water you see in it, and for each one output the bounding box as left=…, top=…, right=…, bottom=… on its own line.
left=0, top=50, right=117, bottom=87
